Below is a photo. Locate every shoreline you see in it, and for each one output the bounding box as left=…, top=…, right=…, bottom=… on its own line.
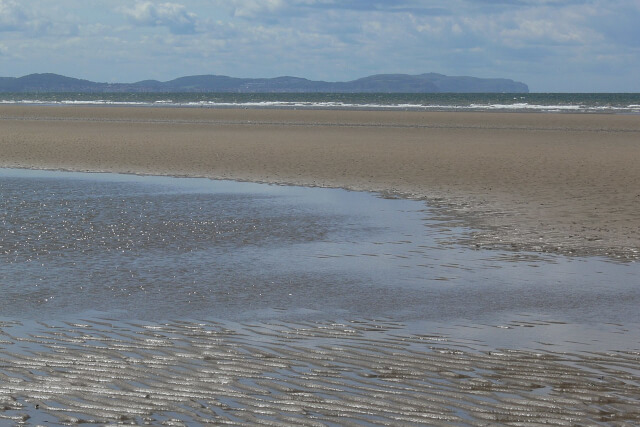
left=1, top=105, right=639, bottom=260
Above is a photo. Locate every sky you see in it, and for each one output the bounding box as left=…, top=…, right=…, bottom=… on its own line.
left=1, top=0, right=639, bottom=92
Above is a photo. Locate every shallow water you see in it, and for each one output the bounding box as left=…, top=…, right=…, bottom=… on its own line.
left=1, top=168, right=638, bottom=331
left=0, top=169, right=431, bottom=321
left=1, top=168, right=639, bottom=425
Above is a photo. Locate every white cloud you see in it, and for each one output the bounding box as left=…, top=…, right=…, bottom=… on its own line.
left=224, top=0, right=285, bottom=18
left=0, top=0, right=26, bottom=31
left=121, top=1, right=198, bottom=34
left=496, top=4, right=600, bottom=47
left=501, top=20, right=585, bottom=45
left=220, top=0, right=454, bottom=18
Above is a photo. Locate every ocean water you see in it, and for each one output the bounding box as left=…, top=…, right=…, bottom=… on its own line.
left=1, top=168, right=639, bottom=350
left=1, top=92, right=640, bottom=113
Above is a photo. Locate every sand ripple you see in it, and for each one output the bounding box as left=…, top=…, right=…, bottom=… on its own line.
left=1, top=318, right=638, bottom=425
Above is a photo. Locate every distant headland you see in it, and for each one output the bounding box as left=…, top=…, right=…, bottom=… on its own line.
left=0, top=72, right=529, bottom=93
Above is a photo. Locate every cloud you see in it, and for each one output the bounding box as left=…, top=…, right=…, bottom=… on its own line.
left=224, top=0, right=285, bottom=18
left=587, top=1, right=640, bottom=48
left=0, top=0, right=26, bottom=31
left=223, top=0, right=452, bottom=18
left=0, top=0, right=78, bottom=37
left=121, top=1, right=198, bottom=34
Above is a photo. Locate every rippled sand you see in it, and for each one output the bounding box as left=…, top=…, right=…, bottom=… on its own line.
left=0, top=319, right=638, bottom=425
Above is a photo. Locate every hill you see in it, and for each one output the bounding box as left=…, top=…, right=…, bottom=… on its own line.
left=0, top=72, right=529, bottom=93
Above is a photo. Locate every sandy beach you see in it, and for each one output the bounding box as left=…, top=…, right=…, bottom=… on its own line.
left=1, top=104, right=638, bottom=259
left=1, top=104, right=640, bottom=424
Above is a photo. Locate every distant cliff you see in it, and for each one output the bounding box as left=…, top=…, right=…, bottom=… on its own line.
left=0, top=72, right=529, bottom=93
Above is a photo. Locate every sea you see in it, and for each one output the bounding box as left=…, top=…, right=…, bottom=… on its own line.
left=1, top=95, right=639, bottom=424
left=1, top=91, right=640, bottom=113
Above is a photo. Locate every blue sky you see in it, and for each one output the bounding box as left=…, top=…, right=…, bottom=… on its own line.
left=1, top=0, right=638, bottom=92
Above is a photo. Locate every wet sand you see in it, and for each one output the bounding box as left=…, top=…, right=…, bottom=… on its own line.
left=1, top=318, right=639, bottom=425
left=1, top=105, right=639, bottom=259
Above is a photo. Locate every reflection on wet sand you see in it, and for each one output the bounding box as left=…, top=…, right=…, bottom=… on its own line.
left=1, top=169, right=639, bottom=426
left=1, top=318, right=638, bottom=425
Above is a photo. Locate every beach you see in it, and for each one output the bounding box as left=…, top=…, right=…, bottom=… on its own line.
left=1, top=104, right=640, bottom=425
left=1, top=105, right=639, bottom=259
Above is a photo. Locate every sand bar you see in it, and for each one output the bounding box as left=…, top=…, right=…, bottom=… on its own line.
left=1, top=105, right=639, bottom=259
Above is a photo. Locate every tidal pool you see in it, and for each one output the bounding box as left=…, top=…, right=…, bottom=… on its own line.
left=1, top=168, right=638, bottom=332
left=1, top=168, right=639, bottom=425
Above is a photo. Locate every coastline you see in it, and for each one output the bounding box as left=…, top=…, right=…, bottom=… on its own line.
left=1, top=104, right=639, bottom=260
